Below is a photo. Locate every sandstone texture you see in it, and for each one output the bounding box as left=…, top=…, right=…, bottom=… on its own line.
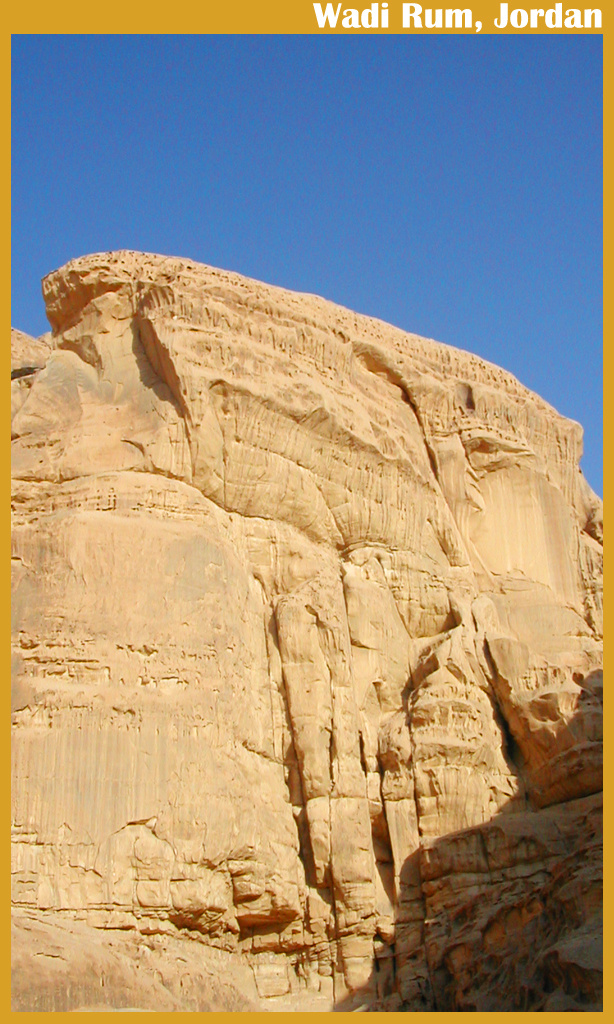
left=11, top=252, right=603, bottom=1011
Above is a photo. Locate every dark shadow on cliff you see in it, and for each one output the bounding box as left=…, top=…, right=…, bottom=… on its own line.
left=333, top=686, right=603, bottom=1013
left=334, top=790, right=602, bottom=1012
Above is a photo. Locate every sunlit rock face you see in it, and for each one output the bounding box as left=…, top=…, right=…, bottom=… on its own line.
left=11, top=253, right=602, bottom=1012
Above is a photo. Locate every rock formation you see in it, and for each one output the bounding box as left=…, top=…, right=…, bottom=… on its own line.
left=11, top=252, right=602, bottom=1011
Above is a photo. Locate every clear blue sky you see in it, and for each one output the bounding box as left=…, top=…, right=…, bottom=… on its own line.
left=12, top=34, right=602, bottom=493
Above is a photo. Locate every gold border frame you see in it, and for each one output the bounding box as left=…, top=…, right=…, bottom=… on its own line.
left=8, top=5, right=605, bottom=1020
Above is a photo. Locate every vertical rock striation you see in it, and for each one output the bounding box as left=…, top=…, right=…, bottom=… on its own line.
left=11, top=252, right=602, bottom=1011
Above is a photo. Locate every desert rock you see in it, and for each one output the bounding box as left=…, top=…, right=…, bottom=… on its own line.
left=11, top=251, right=602, bottom=1011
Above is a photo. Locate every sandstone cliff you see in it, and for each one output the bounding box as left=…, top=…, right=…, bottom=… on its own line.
left=11, top=252, right=602, bottom=1011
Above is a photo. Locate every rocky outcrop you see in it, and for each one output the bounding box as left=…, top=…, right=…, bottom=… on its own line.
left=11, top=252, right=602, bottom=1011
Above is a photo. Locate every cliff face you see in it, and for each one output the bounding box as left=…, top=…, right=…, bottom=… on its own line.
left=11, top=252, right=602, bottom=1012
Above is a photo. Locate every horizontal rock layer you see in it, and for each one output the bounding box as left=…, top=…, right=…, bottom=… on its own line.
left=11, top=252, right=602, bottom=1011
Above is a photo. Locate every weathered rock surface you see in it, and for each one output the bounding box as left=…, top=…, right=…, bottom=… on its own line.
left=11, top=252, right=602, bottom=1011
